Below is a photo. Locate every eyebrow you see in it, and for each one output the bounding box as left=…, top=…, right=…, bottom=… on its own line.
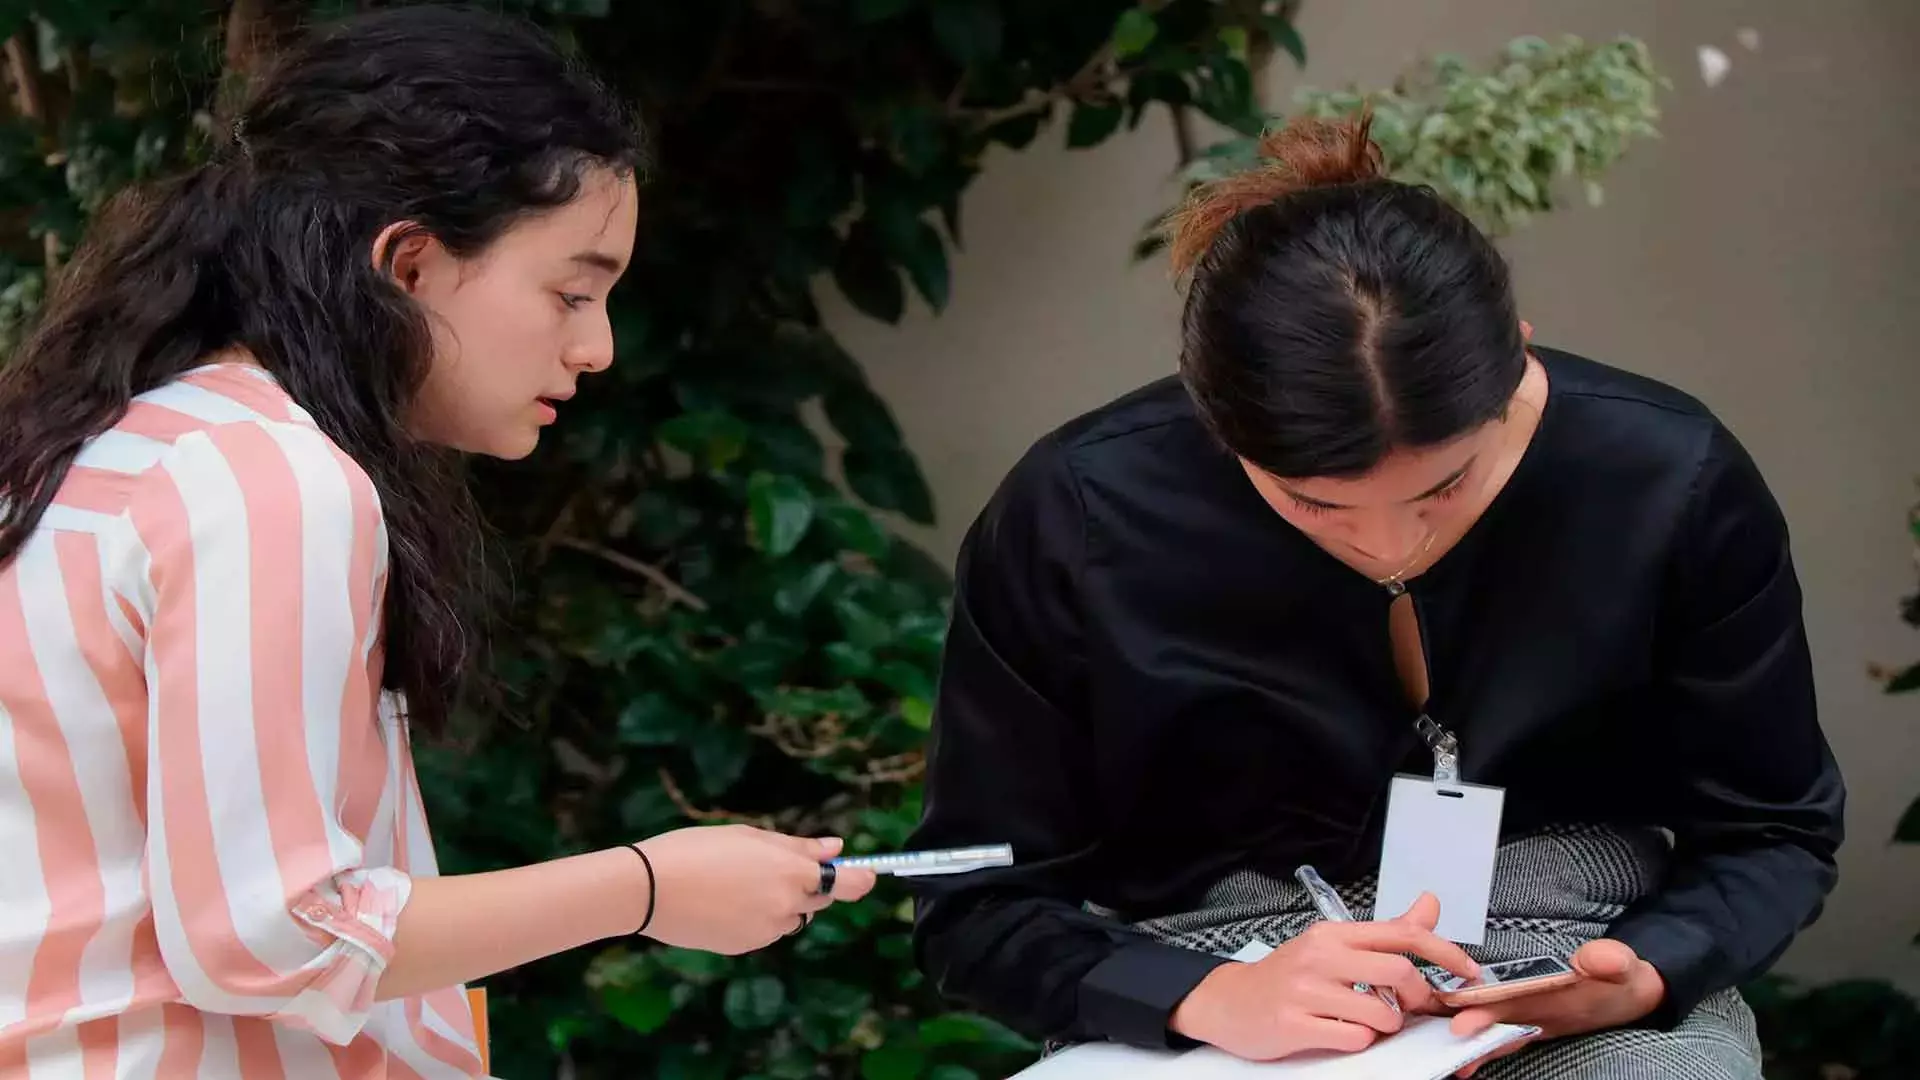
left=1281, top=458, right=1477, bottom=510
left=570, top=251, right=626, bottom=274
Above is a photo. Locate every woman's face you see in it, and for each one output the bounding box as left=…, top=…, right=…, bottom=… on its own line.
left=387, top=165, right=640, bottom=459
left=1240, top=352, right=1545, bottom=580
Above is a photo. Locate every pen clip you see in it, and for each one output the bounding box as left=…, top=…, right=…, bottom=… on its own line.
left=1415, top=714, right=1463, bottom=794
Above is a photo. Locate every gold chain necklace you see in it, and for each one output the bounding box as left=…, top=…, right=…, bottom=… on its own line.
left=1375, top=529, right=1438, bottom=596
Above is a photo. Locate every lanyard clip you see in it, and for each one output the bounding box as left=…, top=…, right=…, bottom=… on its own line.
left=1414, top=714, right=1462, bottom=793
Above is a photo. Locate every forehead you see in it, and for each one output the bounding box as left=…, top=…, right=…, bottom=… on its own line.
left=1272, top=428, right=1492, bottom=508
left=498, top=166, right=639, bottom=265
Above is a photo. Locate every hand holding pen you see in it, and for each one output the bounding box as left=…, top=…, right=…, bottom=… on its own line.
left=1168, top=882, right=1480, bottom=1062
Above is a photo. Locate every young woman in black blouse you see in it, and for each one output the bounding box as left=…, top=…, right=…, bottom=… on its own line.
left=906, top=115, right=1843, bottom=1079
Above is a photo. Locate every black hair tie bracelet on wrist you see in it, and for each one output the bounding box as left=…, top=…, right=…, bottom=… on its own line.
left=625, top=843, right=657, bottom=935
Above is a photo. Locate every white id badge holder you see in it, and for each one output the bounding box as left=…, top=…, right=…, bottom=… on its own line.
left=1372, top=714, right=1505, bottom=945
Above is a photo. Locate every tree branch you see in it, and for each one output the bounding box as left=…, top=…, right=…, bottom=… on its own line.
left=658, top=767, right=774, bottom=829
left=3, top=35, right=44, bottom=123
left=1170, top=103, right=1197, bottom=164
left=552, top=536, right=711, bottom=613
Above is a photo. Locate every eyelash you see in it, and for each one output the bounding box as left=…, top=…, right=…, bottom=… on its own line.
left=1286, top=477, right=1467, bottom=517
left=559, top=292, right=594, bottom=310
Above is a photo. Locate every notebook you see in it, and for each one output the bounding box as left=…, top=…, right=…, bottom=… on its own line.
left=1008, top=942, right=1538, bottom=1080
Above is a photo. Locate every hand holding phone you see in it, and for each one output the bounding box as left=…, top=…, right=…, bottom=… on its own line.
left=1427, top=955, right=1581, bottom=1008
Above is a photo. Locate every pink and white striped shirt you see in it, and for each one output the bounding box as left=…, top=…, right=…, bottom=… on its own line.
left=0, top=364, right=485, bottom=1078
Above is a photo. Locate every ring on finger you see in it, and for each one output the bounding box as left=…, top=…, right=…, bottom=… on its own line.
left=816, top=862, right=838, bottom=897
left=786, top=912, right=812, bottom=938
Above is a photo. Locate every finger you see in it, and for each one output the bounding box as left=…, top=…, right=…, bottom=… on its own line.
left=1293, top=1015, right=1381, bottom=1055
left=1340, top=922, right=1479, bottom=979
left=1571, top=939, right=1636, bottom=983
left=754, top=831, right=846, bottom=859
left=1450, top=1007, right=1502, bottom=1038
left=1301, top=982, right=1405, bottom=1034
left=1340, top=953, right=1435, bottom=1013
left=831, top=866, right=877, bottom=902
left=1397, top=891, right=1441, bottom=931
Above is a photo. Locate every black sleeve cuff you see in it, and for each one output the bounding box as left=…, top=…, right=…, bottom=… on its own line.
left=1076, top=940, right=1233, bottom=1049
left=1608, top=913, right=1722, bottom=1030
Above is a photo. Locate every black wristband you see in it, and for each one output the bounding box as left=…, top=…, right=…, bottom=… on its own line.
left=625, top=842, right=658, bottom=935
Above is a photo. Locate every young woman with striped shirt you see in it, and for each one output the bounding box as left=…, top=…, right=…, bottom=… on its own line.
left=0, top=8, right=874, bottom=1077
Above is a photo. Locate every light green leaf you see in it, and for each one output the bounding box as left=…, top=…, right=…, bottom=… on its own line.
left=1110, top=9, right=1157, bottom=59
left=656, top=948, right=733, bottom=984
left=774, top=562, right=837, bottom=617
left=748, top=471, right=817, bottom=557
left=899, top=697, right=933, bottom=730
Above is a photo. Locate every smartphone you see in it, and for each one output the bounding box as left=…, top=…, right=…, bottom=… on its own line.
left=1427, top=955, right=1579, bottom=1007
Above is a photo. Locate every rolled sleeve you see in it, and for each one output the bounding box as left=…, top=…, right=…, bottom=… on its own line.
left=129, top=421, right=409, bottom=1044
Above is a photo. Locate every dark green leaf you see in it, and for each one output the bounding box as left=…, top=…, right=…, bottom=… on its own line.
left=1066, top=102, right=1124, bottom=149
left=659, top=1045, right=731, bottom=1080
left=826, top=641, right=877, bottom=680
left=723, top=975, right=788, bottom=1030
left=657, top=410, right=751, bottom=471
left=690, top=725, right=755, bottom=795
left=918, top=1012, right=1035, bottom=1051
left=1263, top=15, right=1308, bottom=66
left=929, top=0, right=1002, bottom=68
left=834, top=597, right=895, bottom=652
left=987, top=110, right=1045, bottom=151
left=750, top=417, right=827, bottom=476
left=617, top=693, right=697, bottom=746
left=928, top=1069, right=980, bottom=1080
left=748, top=471, right=817, bottom=557
left=715, top=637, right=805, bottom=687
left=825, top=384, right=906, bottom=448
left=1883, top=662, right=1920, bottom=694
left=852, top=0, right=915, bottom=24
left=889, top=105, right=945, bottom=175
left=875, top=659, right=934, bottom=700
left=844, top=445, right=937, bottom=525
left=602, top=983, right=676, bottom=1034
left=833, top=225, right=906, bottom=324
left=861, top=1045, right=927, bottom=1080
left=774, top=562, right=837, bottom=617
left=1895, top=795, right=1920, bottom=844
left=1111, top=9, right=1158, bottom=58
left=619, top=783, right=683, bottom=833
left=820, top=500, right=894, bottom=558
left=900, top=221, right=951, bottom=311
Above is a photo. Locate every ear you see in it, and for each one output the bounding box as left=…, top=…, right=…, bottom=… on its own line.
left=1519, top=319, right=1534, bottom=342
left=369, top=221, right=439, bottom=296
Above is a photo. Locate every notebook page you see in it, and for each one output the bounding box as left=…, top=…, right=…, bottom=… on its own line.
left=1169, top=1016, right=1536, bottom=1079
left=1008, top=1016, right=1537, bottom=1080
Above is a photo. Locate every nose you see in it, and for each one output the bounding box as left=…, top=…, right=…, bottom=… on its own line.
left=1346, top=512, right=1430, bottom=565
left=566, top=310, right=615, bottom=374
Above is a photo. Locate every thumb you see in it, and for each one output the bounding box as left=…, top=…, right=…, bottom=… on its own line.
left=1398, top=891, right=1441, bottom=931
left=1572, top=939, right=1636, bottom=983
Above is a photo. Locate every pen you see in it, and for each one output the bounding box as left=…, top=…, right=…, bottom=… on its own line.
left=1294, top=864, right=1401, bottom=1014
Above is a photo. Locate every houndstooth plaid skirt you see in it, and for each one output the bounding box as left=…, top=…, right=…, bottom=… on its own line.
left=1095, top=824, right=1763, bottom=1079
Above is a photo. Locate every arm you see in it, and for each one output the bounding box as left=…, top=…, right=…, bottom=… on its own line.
left=1607, top=420, right=1846, bottom=1026
left=130, top=424, right=871, bottom=1038
left=907, top=437, right=1230, bottom=1049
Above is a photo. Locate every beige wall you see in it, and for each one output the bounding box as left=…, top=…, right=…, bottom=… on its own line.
left=823, top=0, right=1920, bottom=989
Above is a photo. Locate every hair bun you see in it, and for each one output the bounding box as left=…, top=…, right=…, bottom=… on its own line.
left=1166, top=109, right=1384, bottom=277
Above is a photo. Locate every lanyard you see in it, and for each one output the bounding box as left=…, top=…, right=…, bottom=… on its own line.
left=1414, top=713, right=1462, bottom=791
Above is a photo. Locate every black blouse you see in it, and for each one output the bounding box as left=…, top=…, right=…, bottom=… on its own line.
left=905, top=347, right=1844, bottom=1050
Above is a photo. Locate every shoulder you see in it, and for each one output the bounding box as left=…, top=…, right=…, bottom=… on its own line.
left=993, top=376, right=1217, bottom=505
left=128, top=415, right=383, bottom=562
left=1533, top=346, right=1745, bottom=479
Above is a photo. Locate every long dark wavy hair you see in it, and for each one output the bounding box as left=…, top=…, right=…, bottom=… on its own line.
left=0, top=5, right=649, bottom=735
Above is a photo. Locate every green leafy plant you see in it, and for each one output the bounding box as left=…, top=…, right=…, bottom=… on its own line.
left=1871, top=488, right=1920, bottom=934
left=0, top=3, right=1662, bottom=1076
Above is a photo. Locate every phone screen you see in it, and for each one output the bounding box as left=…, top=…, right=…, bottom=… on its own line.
left=1429, top=956, right=1573, bottom=993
